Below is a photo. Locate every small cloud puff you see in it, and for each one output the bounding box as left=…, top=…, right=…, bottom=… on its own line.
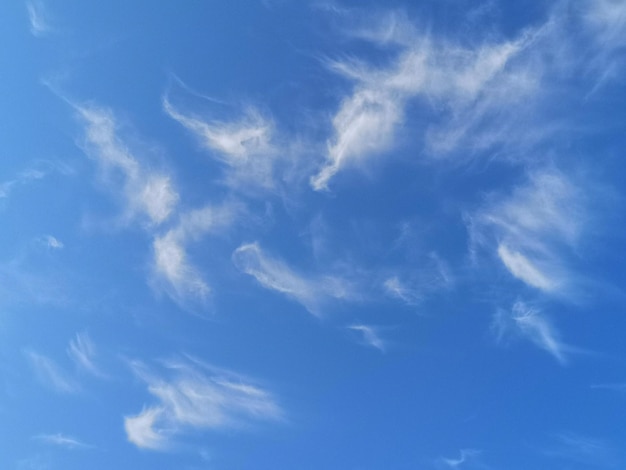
left=44, top=235, right=63, bottom=249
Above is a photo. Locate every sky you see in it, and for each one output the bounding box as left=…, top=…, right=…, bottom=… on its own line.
left=1, top=0, right=626, bottom=469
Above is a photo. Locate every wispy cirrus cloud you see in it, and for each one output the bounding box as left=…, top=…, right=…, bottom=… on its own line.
left=75, top=104, right=179, bottom=226
left=384, top=252, right=453, bottom=306
left=124, top=358, right=284, bottom=451
left=67, top=332, right=104, bottom=377
left=232, top=242, right=357, bottom=315
left=26, top=1, right=52, bottom=37
left=384, top=276, right=422, bottom=306
left=439, top=448, right=481, bottom=468
left=34, top=433, right=91, bottom=450
left=312, top=1, right=626, bottom=189
left=311, top=9, right=542, bottom=189
left=26, top=351, right=78, bottom=394
left=543, top=432, right=620, bottom=468
left=347, top=324, right=386, bottom=352
left=584, top=0, right=626, bottom=51
left=163, top=95, right=290, bottom=192
left=151, top=202, right=239, bottom=305
left=0, top=168, right=45, bottom=200
left=468, top=167, right=588, bottom=296
left=492, top=301, right=571, bottom=364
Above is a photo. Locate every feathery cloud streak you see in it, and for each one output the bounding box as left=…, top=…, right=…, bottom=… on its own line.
left=232, top=242, right=357, bottom=315
left=151, top=203, right=239, bottom=304
left=67, top=332, right=103, bottom=377
left=124, top=358, right=283, bottom=451
left=34, top=433, right=91, bottom=450
left=76, top=104, right=179, bottom=226
left=26, top=1, right=51, bottom=37
left=0, top=168, right=45, bottom=199
left=311, top=11, right=540, bottom=189
left=492, top=301, right=570, bottom=364
left=440, top=448, right=481, bottom=468
left=312, top=1, right=626, bottom=189
left=163, top=96, right=286, bottom=191
left=347, top=324, right=386, bottom=352
left=26, top=351, right=79, bottom=393
left=468, top=168, right=587, bottom=295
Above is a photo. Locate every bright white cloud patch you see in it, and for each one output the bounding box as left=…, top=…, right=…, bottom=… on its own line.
left=125, top=359, right=283, bottom=451
left=496, top=245, right=557, bottom=292
left=492, top=301, right=569, bottom=364
left=311, top=12, right=541, bottom=189
left=232, top=242, right=356, bottom=315
left=469, top=168, right=587, bottom=295
left=311, top=89, right=402, bottom=190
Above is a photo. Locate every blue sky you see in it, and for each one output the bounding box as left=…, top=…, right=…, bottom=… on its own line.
left=2, top=0, right=626, bottom=468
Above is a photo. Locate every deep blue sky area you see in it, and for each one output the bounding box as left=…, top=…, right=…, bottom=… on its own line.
left=2, top=1, right=626, bottom=469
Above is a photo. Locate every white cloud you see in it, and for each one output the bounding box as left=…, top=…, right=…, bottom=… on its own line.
left=313, top=2, right=626, bottom=188
left=26, top=1, right=52, bottom=37
left=0, top=167, right=46, bottom=200
left=311, top=11, right=542, bottom=189
left=67, top=332, right=103, bottom=377
left=125, top=406, right=168, bottom=450
left=26, top=351, right=78, bottom=393
left=311, top=88, right=402, bottom=190
left=75, top=104, right=179, bottom=226
left=163, top=96, right=286, bottom=192
left=232, top=242, right=356, bottom=315
left=125, top=358, right=283, bottom=451
left=34, top=433, right=91, bottom=449
left=492, top=301, right=569, bottom=364
left=152, top=231, right=210, bottom=303
left=468, top=168, right=587, bottom=295
left=496, top=245, right=558, bottom=292
left=151, top=203, right=239, bottom=305
left=440, top=449, right=481, bottom=468
left=43, top=235, right=63, bottom=249
left=383, top=276, right=422, bottom=305
left=347, top=324, right=386, bottom=352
